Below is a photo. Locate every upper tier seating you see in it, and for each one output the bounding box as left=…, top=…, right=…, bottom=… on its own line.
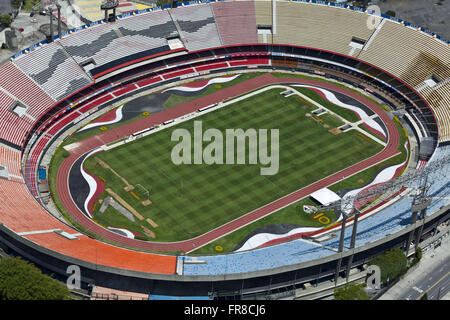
left=419, top=82, right=450, bottom=141
left=0, top=62, right=55, bottom=119
left=271, top=2, right=375, bottom=55
left=58, top=22, right=137, bottom=73
left=170, top=3, right=223, bottom=51
left=254, top=0, right=272, bottom=26
left=13, top=42, right=93, bottom=101
left=254, top=0, right=273, bottom=43
left=115, top=9, right=178, bottom=53
left=211, top=1, right=258, bottom=46
left=357, top=19, right=450, bottom=85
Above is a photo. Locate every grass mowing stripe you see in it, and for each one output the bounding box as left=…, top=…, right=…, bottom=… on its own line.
left=85, top=87, right=379, bottom=242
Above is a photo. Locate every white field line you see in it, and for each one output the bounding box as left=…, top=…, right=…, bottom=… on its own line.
left=288, top=85, right=386, bottom=146
left=73, top=84, right=399, bottom=251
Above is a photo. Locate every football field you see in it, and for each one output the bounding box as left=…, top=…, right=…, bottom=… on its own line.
left=84, top=87, right=383, bottom=242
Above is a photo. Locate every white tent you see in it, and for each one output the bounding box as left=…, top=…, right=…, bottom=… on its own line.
left=310, top=188, right=341, bottom=206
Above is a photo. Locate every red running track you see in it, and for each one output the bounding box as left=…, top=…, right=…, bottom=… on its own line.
left=57, top=73, right=401, bottom=253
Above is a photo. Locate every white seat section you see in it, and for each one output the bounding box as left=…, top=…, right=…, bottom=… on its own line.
left=115, top=9, right=177, bottom=52
left=58, top=22, right=123, bottom=66
left=170, top=3, right=223, bottom=52
left=13, top=41, right=92, bottom=101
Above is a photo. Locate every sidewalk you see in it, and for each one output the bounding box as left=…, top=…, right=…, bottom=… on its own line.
left=379, top=238, right=450, bottom=300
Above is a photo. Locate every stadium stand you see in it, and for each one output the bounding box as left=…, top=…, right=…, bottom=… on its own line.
left=0, top=144, right=22, bottom=181
left=0, top=88, right=34, bottom=146
left=0, top=178, right=73, bottom=233
left=357, top=19, right=450, bottom=87
left=254, top=0, right=272, bottom=26
left=0, top=62, right=55, bottom=119
left=254, top=0, right=273, bottom=43
left=272, top=2, right=375, bottom=55
left=58, top=22, right=126, bottom=71
left=115, top=10, right=179, bottom=53
left=12, top=42, right=93, bottom=101
left=211, top=1, right=258, bottom=46
left=0, top=0, right=448, bottom=294
left=170, top=3, right=223, bottom=51
left=271, top=56, right=299, bottom=69
left=419, top=83, right=450, bottom=141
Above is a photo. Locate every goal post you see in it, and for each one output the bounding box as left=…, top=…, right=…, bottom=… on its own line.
left=134, top=184, right=150, bottom=201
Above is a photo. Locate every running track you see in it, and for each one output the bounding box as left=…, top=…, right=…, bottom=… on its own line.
left=56, top=73, right=401, bottom=253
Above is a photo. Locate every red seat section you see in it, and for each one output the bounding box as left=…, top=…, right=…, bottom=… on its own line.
left=211, top=1, right=258, bottom=46
left=0, top=62, right=55, bottom=118
left=0, top=88, right=34, bottom=146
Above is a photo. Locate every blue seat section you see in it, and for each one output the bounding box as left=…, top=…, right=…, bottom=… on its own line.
left=182, top=146, right=450, bottom=276
left=323, top=145, right=450, bottom=251
left=182, top=240, right=336, bottom=276
left=322, top=197, right=414, bottom=251
left=424, top=145, right=450, bottom=213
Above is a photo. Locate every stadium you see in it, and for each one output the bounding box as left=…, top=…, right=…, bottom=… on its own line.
left=0, top=0, right=449, bottom=300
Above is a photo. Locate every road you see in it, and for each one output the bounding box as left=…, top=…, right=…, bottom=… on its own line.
left=379, top=237, right=450, bottom=300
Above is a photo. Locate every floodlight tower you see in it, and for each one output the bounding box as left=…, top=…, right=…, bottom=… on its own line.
left=48, top=7, right=54, bottom=43
left=101, top=0, right=119, bottom=22
left=345, top=208, right=361, bottom=282
left=56, top=4, right=62, bottom=39
left=333, top=205, right=361, bottom=285
left=334, top=212, right=347, bottom=285
left=310, top=153, right=450, bottom=286
left=404, top=177, right=433, bottom=255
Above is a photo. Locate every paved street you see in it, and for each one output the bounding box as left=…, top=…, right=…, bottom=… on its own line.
left=379, top=237, right=450, bottom=300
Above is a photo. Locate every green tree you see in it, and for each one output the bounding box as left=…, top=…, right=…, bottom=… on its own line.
left=0, top=256, right=70, bottom=300
left=415, top=247, right=422, bottom=260
left=334, top=283, right=370, bottom=300
left=385, top=10, right=396, bottom=17
left=410, top=247, right=423, bottom=267
left=0, top=14, right=11, bottom=25
left=156, top=0, right=171, bottom=8
left=369, top=247, right=407, bottom=285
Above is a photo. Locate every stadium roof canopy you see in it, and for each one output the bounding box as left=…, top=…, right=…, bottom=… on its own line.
left=310, top=188, right=341, bottom=206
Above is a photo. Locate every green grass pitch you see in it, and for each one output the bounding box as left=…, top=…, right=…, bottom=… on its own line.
left=84, top=87, right=383, bottom=242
